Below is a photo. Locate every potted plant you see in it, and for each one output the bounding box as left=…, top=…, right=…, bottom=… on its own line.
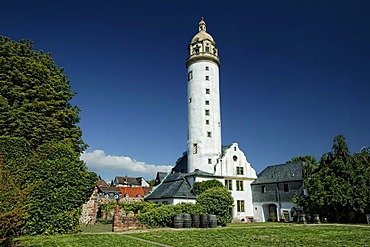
left=268, top=213, right=276, bottom=222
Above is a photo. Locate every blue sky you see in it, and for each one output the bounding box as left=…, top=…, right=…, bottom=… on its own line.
left=2, top=1, right=370, bottom=181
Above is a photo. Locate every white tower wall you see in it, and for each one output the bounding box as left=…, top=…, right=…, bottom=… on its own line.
left=186, top=19, right=221, bottom=174
left=187, top=61, right=221, bottom=173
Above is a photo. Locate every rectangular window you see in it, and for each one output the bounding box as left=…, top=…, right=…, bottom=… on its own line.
left=205, top=110, right=210, bottom=116
left=205, top=120, right=209, bottom=125
left=193, top=144, right=198, bottom=154
left=207, top=131, right=212, bottom=137
left=236, top=180, right=244, bottom=191
left=205, top=75, right=209, bottom=80
left=208, top=158, right=212, bottom=164
left=225, top=180, right=232, bottom=190
left=262, top=185, right=266, bottom=193
left=206, top=88, right=210, bottom=94
left=284, top=184, right=289, bottom=192
left=205, top=66, right=209, bottom=71
left=188, top=71, right=193, bottom=81
left=237, top=200, right=245, bottom=212
left=205, top=46, right=210, bottom=52
left=236, top=167, right=244, bottom=175
left=205, top=100, right=209, bottom=105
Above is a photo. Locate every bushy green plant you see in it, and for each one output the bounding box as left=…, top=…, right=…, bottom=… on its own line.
left=174, top=203, right=204, bottom=215
left=0, top=157, right=33, bottom=246
left=22, top=142, right=97, bottom=235
left=137, top=205, right=175, bottom=228
left=196, top=187, right=233, bottom=226
left=193, top=179, right=223, bottom=195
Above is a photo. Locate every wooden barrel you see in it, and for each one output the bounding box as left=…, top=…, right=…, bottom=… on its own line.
left=183, top=214, right=192, bottom=228
left=173, top=214, right=183, bottom=228
left=208, top=214, right=217, bottom=228
left=192, top=214, right=200, bottom=228
left=200, top=214, right=209, bottom=228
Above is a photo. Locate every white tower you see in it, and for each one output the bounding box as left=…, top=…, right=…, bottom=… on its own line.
left=186, top=19, right=221, bottom=174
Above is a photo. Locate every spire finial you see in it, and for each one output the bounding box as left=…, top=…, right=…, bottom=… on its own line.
left=199, top=18, right=206, bottom=32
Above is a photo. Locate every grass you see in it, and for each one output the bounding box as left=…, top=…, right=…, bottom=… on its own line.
left=15, top=223, right=370, bottom=247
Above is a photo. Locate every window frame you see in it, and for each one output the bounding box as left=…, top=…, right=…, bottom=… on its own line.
left=236, top=166, right=244, bottom=175
left=225, top=179, right=232, bottom=190
left=236, top=180, right=244, bottom=191
left=237, top=200, right=245, bottom=212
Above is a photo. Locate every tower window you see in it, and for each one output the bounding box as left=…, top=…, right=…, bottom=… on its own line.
left=205, top=120, right=209, bottom=125
left=205, top=100, right=209, bottom=105
left=236, top=181, right=244, bottom=191
left=206, top=88, right=210, bottom=94
left=189, top=98, right=192, bottom=103
left=188, top=71, right=193, bottom=81
left=193, top=144, right=198, bottom=154
left=205, top=75, right=209, bottom=80
left=208, top=158, right=212, bottom=164
left=205, top=110, right=210, bottom=116
left=205, top=66, right=209, bottom=71
left=207, top=131, right=212, bottom=137
left=205, top=46, right=210, bottom=52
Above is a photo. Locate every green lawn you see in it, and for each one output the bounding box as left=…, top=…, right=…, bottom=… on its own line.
left=15, top=223, right=370, bottom=247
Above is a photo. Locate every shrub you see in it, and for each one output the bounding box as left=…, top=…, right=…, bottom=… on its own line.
left=193, top=179, right=223, bottom=195
left=174, top=203, right=204, bottom=215
left=138, top=205, right=175, bottom=228
left=196, top=187, right=233, bottom=226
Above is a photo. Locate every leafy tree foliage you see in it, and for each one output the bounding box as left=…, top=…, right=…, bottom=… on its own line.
left=294, top=135, right=370, bottom=222
left=0, top=156, right=33, bottom=247
left=193, top=179, right=224, bottom=195
left=23, top=142, right=97, bottom=235
left=196, top=187, right=233, bottom=226
left=0, top=36, right=86, bottom=153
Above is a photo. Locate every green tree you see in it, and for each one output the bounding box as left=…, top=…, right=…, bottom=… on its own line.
left=0, top=36, right=86, bottom=153
left=0, top=156, right=33, bottom=247
left=294, top=135, right=370, bottom=222
left=196, top=187, right=233, bottom=226
left=193, top=179, right=224, bottom=195
left=23, top=142, right=97, bottom=235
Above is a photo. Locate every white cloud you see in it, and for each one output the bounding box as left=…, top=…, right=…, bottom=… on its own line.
left=81, top=150, right=173, bottom=181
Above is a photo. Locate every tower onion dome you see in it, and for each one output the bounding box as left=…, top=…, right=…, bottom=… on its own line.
left=186, top=18, right=220, bottom=68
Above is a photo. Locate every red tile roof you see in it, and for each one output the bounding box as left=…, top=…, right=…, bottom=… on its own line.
left=119, top=187, right=152, bottom=198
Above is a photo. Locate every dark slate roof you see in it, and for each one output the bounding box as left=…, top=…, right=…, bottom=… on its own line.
left=145, top=172, right=196, bottom=200
left=187, top=169, right=214, bottom=177
left=155, top=172, right=168, bottom=186
left=172, top=152, right=188, bottom=173
left=115, top=176, right=141, bottom=186
left=252, top=161, right=304, bottom=185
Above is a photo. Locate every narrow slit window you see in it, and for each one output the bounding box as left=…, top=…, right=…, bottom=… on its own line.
left=193, top=144, right=198, bottom=154
left=206, top=88, right=210, bottom=94
left=205, top=110, right=210, bottom=116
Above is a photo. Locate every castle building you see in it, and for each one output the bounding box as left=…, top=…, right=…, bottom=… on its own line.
left=146, top=19, right=257, bottom=221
